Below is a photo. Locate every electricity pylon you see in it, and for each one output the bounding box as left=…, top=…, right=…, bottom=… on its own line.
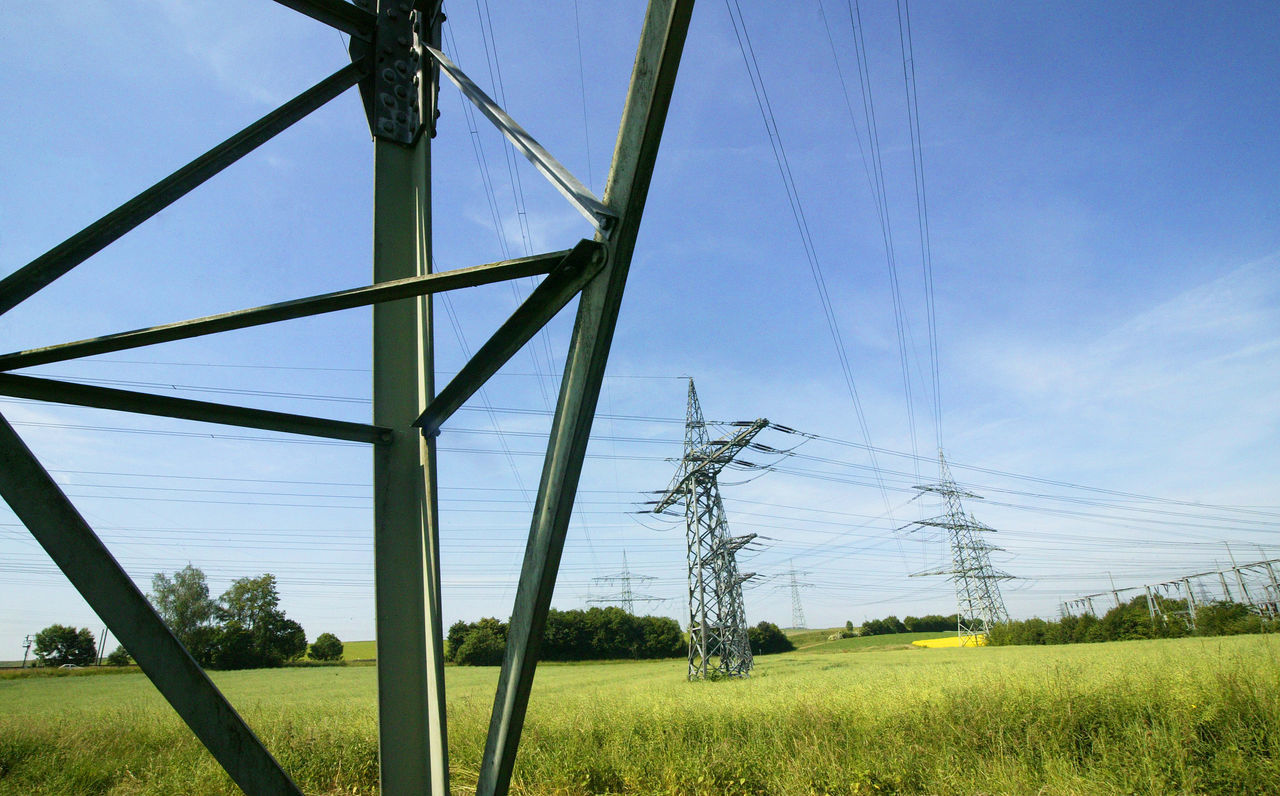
left=654, top=380, right=766, bottom=679
left=909, top=452, right=1011, bottom=645
left=787, top=561, right=810, bottom=629
left=588, top=551, right=661, bottom=614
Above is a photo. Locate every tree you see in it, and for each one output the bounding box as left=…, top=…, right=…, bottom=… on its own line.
left=747, top=621, right=795, bottom=655
left=219, top=574, right=280, bottom=631
left=33, top=624, right=96, bottom=667
left=212, top=575, right=307, bottom=669
left=151, top=565, right=218, bottom=664
left=309, top=633, right=344, bottom=661
left=106, top=645, right=133, bottom=666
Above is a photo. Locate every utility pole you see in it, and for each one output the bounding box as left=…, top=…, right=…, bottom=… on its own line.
left=588, top=551, right=660, bottom=614
left=1108, top=572, right=1121, bottom=609
left=1182, top=578, right=1198, bottom=632
left=20, top=634, right=32, bottom=668
left=1143, top=584, right=1158, bottom=626
left=653, top=379, right=767, bottom=679
left=1224, top=543, right=1255, bottom=612
left=908, top=452, right=1012, bottom=646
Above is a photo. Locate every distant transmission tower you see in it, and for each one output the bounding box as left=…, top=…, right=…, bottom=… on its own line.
left=587, top=551, right=660, bottom=614
left=654, top=380, right=767, bottom=679
left=909, top=452, right=1012, bottom=645
left=787, top=561, right=810, bottom=629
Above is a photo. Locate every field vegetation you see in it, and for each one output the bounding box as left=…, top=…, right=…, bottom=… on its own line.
left=1, top=633, right=1276, bottom=794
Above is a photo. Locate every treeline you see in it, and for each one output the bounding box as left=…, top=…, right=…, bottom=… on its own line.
left=859, top=614, right=962, bottom=636
left=446, top=609, right=798, bottom=666
left=447, top=607, right=684, bottom=665
left=989, top=596, right=1271, bottom=646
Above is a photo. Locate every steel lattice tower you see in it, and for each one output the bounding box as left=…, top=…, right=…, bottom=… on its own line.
left=587, top=551, right=660, bottom=614
left=788, top=562, right=808, bottom=629
left=654, top=380, right=766, bottom=679
left=909, top=452, right=1011, bottom=645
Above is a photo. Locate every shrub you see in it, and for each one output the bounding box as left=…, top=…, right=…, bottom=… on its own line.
left=309, top=633, right=344, bottom=662
left=455, top=626, right=505, bottom=666
left=747, top=621, right=795, bottom=655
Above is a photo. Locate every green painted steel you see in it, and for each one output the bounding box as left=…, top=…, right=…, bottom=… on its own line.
left=0, top=60, right=367, bottom=317
left=475, top=2, right=696, bottom=794
left=414, top=239, right=607, bottom=438
left=0, top=372, right=390, bottom=444
left=270, top=0, right=376, bottom=38
left=0, top=412, right=303, bottom=796
left=0, top=251, right=567, bottom=372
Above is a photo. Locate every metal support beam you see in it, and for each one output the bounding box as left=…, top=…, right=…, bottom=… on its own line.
left=476, top=2, right=695, bottom=793
left=271, top=0, right=377, bottom=38
left=371, top=3, right=448, bottom=793
left=414, top=240, right=606, bottom=437
left=0, top=412, right=302, bottom=796
left=0, top=61, right=367, bottom=316
left=0, top=373, right=389, bottom=444
left=0, top=251, right=567, bottom=371
left=426, top=47, right=616, bottom=235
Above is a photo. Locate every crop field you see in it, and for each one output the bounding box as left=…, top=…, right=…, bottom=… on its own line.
left=1, top=633, right=1278, bottom=795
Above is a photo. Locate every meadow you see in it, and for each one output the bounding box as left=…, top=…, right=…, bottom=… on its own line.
left=1, top=633, right=1277, bottom=795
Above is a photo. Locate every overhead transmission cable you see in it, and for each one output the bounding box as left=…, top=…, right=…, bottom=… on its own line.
left=819, top=0, right=922, bottom=475
left=723, top=0, right=898, bottom=528
left=894, top=0, right=942, bottom=450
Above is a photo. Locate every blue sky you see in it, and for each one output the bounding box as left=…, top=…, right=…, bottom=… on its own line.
left=1, top=1, right=1277, bottom=659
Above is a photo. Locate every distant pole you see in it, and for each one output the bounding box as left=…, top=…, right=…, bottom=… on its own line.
left=1260, top=552, right=1280, bottom=617
left=1224, top=543, right=1255, bottom=611
left=1182, top=578, right=1198, bottom=632
left=1108, top=572, right=1121, bottom=608
left=97, top=626, right=109, bottom=666
left=1143, top=585, right=1157, bottom=625
left=20, top=634, right=32, bottom=668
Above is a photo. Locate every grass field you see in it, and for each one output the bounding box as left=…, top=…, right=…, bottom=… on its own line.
left=2, top=634, right=1277, bottom=795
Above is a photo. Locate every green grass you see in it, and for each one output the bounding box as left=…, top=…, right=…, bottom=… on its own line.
left=2, top=635, right=1278, bottom=794
left=338, top=640, right=377, bottom=661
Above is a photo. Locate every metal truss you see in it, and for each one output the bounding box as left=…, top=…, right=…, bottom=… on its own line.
left=653, top=380, right=765, bottom=679
left=588, top=551, right=661, bottom=614
left=908, top=452, right=1012, bottom=645
left=1062, top=557, right=1280, bottom=629
left=0, top=1, right=695, bottom=794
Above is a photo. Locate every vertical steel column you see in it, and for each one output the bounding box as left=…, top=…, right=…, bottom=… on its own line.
left=475, top=2, right=694, bottom=793
left=370, top=4, right=448, bottom=791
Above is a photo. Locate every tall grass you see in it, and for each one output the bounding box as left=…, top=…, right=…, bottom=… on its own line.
left=1, top=635, right=1277, bottom=794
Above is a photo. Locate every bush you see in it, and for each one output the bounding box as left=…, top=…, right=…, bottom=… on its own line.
left=309, top=633, right=344, bottom=662
left=455, top=626, right=505, bottom=666
left=105, top=645, right=132, bottom=666
left=747, top=621, right=795, bottom=655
